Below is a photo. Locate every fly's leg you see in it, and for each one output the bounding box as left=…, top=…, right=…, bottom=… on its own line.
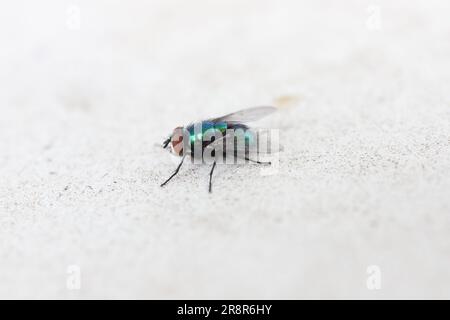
left=161, top=155, right=186, bottom=187
left=209, top=161, right=217, bottom=193
left=245, top=157, right=271, bottom=165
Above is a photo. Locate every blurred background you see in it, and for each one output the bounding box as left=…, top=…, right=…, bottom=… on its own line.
left=1, top=0, right=450, bottom=298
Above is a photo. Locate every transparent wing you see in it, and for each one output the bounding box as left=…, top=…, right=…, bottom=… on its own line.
left=204, top=129, right=282, bottom=156
left=209, top=106, right=276, bottom=123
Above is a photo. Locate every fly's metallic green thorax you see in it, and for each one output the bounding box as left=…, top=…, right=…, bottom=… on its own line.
left=185, top=121, right=255, bottom=149
left=186, top=121, right=228, bottom=145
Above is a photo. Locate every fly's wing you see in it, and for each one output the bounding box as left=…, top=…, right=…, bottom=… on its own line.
left=209, top=106, right=276, bottom=123
left=203, top=129, right=282, bottom=158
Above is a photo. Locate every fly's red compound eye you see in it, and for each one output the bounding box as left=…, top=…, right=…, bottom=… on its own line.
left=171, top=127, right=184, bottom=156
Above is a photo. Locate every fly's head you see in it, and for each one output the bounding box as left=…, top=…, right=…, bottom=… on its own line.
left=162, top=127, right=185, bottom=156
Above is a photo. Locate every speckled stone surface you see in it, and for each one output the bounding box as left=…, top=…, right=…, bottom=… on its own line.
left=1, top=0, right=450, bottom=298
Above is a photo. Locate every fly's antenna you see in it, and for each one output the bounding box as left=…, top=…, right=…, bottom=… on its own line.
left=162, top=136, right=171, bottom=149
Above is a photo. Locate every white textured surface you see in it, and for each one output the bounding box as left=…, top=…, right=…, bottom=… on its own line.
left=1, top=0, right=450, bottom=299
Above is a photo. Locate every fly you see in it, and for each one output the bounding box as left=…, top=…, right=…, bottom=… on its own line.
left=161, top=106, right=277, bottom=192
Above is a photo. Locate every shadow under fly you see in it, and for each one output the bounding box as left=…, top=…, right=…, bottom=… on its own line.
left=161, top=106, right=279, bottom=193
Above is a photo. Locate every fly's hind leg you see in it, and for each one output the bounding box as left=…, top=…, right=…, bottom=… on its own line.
left=161, top=155, right=186, bottom=187
left=245, top=157, right=271, bottom=165
left=209, top=161, right=217, bottom=193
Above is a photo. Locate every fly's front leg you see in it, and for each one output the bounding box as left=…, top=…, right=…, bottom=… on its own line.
left=161, top=155, right=186, bottom=187
left=209, top=161, right=217, bottom=193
